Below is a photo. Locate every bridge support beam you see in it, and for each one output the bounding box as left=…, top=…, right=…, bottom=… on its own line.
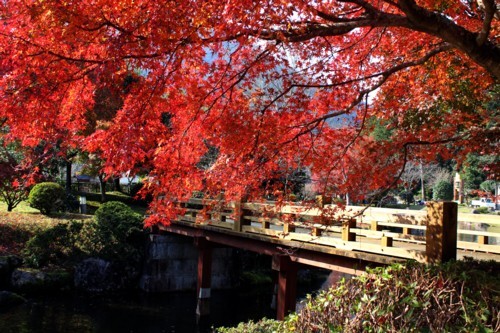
left=195, top=237, right=212, bottom=318
left=272, top=255, right=298, bottom=320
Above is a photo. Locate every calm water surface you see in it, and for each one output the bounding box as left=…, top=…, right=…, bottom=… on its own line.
left=0, top=289, right=276, bottom=333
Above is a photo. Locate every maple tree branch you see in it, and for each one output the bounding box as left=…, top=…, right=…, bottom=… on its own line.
left=476, top=0, right=498, bottom=45
left=237, top=0, right=499, bottom=79
left=255, top=14, right=409, bottom=43
left=290, top=43, right=452, bottom=131
left=396, top=0, right=500, bottom=79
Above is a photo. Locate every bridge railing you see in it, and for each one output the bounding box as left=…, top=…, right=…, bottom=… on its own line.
left=176, top=199, right=500, bottom=263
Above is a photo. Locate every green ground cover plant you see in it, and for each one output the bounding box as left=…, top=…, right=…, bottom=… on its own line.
left=216, top=259, right=499, bottom=333
left=0, top=191, right=145, bottom=260
left=22, top=201, right=145, bottom=268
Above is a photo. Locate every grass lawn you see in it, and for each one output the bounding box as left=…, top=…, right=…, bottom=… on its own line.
left=0, top=191, right=147, bottom=257
left=0, top=201, right=92, bottom=257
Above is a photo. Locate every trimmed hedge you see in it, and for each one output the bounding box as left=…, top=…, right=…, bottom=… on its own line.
left=433, top=180, right=454, bottom=201
left=28, top=182, right=65, bottom=215
left=87, top=201, right=145, bottom=262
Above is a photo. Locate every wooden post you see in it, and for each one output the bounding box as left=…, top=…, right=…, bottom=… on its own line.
left=371, top=220, right=380, bottom=231
left=316, top=195, right=332, bottom=207
left=195, top=237, right=212, bottom=317
left=312, top=227, right=322, bottom=237
left=425, top=201, right=457, bottom=264
left=272, top=255, right=298, bottom=320
left=283, top=222, right=296, bottom=234
left=233, top=198, right=251, bottom=232
left=342, top=219, right=356, bottom=242
left=381, top=235, right=393, bottom=247
left=478, top=235, right=489, bottom=245
left=260, top=218, right=270, bottom=229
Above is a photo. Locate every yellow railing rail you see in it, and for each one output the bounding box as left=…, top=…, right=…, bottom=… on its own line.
left=174, top=199, right=500, bottom=263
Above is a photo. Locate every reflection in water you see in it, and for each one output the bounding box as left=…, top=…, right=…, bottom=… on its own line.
left=0, top=289, right=275, bottom=333
left=1, top=269, right=332, bottom=333
left=458, top=221, right=499, bottom=245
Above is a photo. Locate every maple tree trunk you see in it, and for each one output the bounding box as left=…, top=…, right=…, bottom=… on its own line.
left=113, top=177, right=122, bottom=193
left=420, top=163, right=426, bottom=202
left=98, top=174, right=106, bottom=202
left=65, top=160, right=72, bottom=194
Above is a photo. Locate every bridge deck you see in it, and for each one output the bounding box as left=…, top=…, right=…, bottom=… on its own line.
left=158, top=199, right=500, bottom=320
left=160, top=199, right=500, bottom=270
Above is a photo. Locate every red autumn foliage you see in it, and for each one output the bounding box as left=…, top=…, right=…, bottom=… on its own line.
left=0, top=0, right=498, bottom=225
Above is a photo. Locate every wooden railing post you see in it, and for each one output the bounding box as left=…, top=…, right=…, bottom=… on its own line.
left=342, top=218, right=356, bottom=242
left=426, top=201, right=457, bottom=263
left=315, top=195, right=332, bottom=207
left=478, top=235, right=489, bottom=245
left=371, top=221, right=381, bottom=231
left=233, top=197, right=250, bottom=232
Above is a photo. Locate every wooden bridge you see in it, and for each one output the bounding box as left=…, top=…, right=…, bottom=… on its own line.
left=157, top=198, right=500, bottom=320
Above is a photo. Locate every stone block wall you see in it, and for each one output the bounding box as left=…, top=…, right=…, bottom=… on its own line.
left=139, top=234, right=237, bottom=292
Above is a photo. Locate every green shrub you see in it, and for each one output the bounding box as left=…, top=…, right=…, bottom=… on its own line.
left=433, top=180, right=454, bottom=201
left=474, top=207, right=491, bottom=214
left=216, top=318, right=283, bottom=333
left=217, top=260, right=500, bottom=333
left=28, top=182, right=65, bottom=215
left=22, top=202, right=145, bottom=267
left=89, top=201, right=145, bottom=262
left=23, top=220, right=85, bottom=267
left=399, top=190, right=414, bottom=205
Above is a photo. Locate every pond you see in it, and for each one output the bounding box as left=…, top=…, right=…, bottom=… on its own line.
left=0, top=289, right=277, bottom=333
left=0, top=268, right=332, bottom=333
left=458, top=221, right=500, bottom=245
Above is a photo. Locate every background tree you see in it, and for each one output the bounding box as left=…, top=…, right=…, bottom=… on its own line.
left=78, top=152, right=108, bottom=202
left=0, top=146, right=30, bottom=211
left=433, top=180, right=454, bottom=201
left=0, top=0, right=498, bottom=225
left=461, top=154, right=498, bottom=194
left=479, top=180, right=497, bottom=195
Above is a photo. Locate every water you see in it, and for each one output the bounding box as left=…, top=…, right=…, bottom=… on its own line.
left=0, top=289, right=275, bottom=333
left=458, top=221, right=499, bottom=245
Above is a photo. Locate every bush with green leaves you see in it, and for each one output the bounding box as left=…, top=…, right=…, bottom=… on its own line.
left=28, top=182, right=66, bottom=215
left=87, top=201, right=145, bottom=262
left=23, top=201, right=145, bottom=267
left=474, top=207, right=491, bottom=214
left=398, top=190, right=414, bottom=205
left=23, top=220, right=85, bottom=267
left=216, top=318, right=282, bottom=333
left=433, top=180, right=454, bottom=201
left=217, top=259, right=500, bottom=333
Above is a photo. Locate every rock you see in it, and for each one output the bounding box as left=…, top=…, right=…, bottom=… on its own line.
left=10, top=268, right=72, bottom=293
left=0, top=256, right=23, bottom=288
left=0, top=290, right=26, bottom=309
left=74, top=258, right=140, bottom=293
